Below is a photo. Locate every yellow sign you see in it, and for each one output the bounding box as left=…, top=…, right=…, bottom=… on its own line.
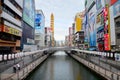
left=3, top=25, right=22, bottom=36
left=76, top=18, right=82, bottom=32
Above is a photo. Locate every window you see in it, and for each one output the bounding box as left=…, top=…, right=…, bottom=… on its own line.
left=116, top=21, right=120, bottom=27
left=117, top=33, right=120, bottom=39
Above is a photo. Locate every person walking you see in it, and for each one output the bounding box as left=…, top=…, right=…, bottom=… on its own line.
left=17, top=63, right=20, bottom=70
left=13, top=65, right=16, bottom=73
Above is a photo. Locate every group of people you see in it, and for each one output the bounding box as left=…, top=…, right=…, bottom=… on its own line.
left=13, top=63, right=20, bottom=73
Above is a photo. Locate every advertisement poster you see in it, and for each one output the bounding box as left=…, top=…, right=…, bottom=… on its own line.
left=111, top=0, right=118, bottom=5
left=113, top=0, right=120, bottom=17
left=35, top=14, right=41, bottom=29
left=23, top=0, right=35, bottom=28
left=89, top=15, right=96, bottom=47
left=88, top=5, right=96, bottom=47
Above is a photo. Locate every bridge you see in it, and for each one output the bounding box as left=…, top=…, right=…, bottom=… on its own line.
left=0, top=47, right=120, bottom=80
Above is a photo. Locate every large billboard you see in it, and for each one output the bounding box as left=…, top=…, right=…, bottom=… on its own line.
left=35, top=11, right=45, bottom=34
left=88, top=4, right=97, bottom=47
left=23, top=0, right=35, bottom=28
left=76, top=18, right=82, bottom=32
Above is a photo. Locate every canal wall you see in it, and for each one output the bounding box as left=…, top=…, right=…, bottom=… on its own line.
left=8, top=54, right=49, bottom=80
left=70, top=54, right=120, bottom=80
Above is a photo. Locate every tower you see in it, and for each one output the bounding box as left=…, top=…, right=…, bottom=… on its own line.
left=50, top=13, right=54, bottom=47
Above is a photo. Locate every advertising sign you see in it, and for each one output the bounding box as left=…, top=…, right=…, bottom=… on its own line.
left=35, top=12, right=45, bottom=34
left=35, top=14, right=41, bottom=29
left=23, top=0, right=35, bottom=28
left=76, top=18, right=82, bottom=32
left=111, top=0, right=118, bottom=5
left=113, top=0, right=120, bottom=17
left=3, top=25, right=21, bottom=36
left=88, top=4, right=96, bottom=47
left=103, top=6, right=111, bottom=51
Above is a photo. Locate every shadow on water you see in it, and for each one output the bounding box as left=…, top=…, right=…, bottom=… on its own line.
left=25, top=51, right=104, bottom=80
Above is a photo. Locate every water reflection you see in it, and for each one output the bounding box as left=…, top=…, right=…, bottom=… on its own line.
left=26, top=51, right=103, bottom=80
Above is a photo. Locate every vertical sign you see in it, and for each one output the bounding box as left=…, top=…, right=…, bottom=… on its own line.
left=103, top=6, right=111, bottom=51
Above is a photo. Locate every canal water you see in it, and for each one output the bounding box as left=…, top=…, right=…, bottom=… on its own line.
left=26, top=51, right=103, bottom=80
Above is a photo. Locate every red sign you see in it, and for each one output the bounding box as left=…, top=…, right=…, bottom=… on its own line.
left=104, top=34, right=110, bottom=51
left=111, top=0, right=118, bottom=5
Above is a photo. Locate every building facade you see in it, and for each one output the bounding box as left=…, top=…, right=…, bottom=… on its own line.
left=74, top=12, right=84, bottom=49
left=0, top=0, right=23, bottom=53
left=21, top=0, right=36, bottom=51
left=35, top=10, right=45, bottom=49
left=44, top=27, right=52, bottom=47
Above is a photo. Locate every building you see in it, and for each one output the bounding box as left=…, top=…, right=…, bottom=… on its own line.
left=35, top=10, right=45, bottom=49
left=21, top=0, right=36, bottom=51
left=74, top=12, right=85, bottom=49
left=109, top=0, right=120, bottom=52
left=44, top=27, right=52, bottom=47
left=0, top=0, right=23, bottom=53
left=50, top=13, right=55, bottom=47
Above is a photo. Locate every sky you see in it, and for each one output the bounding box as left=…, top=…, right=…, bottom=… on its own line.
left=35, top=0, right=85, bottom=41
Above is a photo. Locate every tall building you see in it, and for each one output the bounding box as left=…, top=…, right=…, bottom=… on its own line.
left=109, top=0, right=120, bottom=52
left=21, top=0, right=36, bottom=51
left=50, top=13, right=54, bottom=47
left=35, top=10, right=45, bottom=49
left=0, top=0, right=23, bottom=53
left=44, top=27, right=52, bottom=47
left=74, top=12, right=85, bottom=49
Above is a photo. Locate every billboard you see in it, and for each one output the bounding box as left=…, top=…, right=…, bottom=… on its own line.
left=111, top=0, right=118, bottom=5
left=76, top=18, right=82, bottom=32
left=23, top=0, right=35, bottom=28
left=88, top=4, right=97, bottom=47
left=35, top=11, right=45, bottom=34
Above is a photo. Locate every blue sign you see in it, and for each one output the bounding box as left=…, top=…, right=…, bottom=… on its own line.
left=35, top=14, right=41, bottom=29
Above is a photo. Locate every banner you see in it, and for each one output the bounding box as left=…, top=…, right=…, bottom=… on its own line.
left=76, top=18, right=82, bottom=32
left=3, top=25, right=22, bottom=36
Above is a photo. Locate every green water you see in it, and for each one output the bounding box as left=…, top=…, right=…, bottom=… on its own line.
left=26, top=51, right=104, bottom=80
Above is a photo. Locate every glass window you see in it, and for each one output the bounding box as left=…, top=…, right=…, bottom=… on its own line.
left=117, top=33, right=120, bottom=39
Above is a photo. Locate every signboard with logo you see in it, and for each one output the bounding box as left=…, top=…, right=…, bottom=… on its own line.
left=3, top=25, right=22, bottom=36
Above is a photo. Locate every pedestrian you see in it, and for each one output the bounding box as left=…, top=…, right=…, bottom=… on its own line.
left=17, top=63, right=20, bottom=70
left=13, top=65, right=16, bottom=73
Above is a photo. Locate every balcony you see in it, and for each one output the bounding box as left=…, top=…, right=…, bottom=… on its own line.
left=4, top=0, right=22, bottom=17
left=4, top=20, right=22, bottom=32
left=1, top=11, right=22, bottom=27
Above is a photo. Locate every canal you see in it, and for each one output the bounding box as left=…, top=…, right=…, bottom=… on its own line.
left=26, top=51, right=103, bottom=80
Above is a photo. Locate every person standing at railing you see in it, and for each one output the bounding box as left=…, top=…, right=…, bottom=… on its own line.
left=13, top=65, right=17, bottom=73
left=17, top=63, right=20, bottom=70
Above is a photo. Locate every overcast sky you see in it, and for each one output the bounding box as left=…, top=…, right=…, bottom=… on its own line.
left=35, top=0, right=85, bottom=41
